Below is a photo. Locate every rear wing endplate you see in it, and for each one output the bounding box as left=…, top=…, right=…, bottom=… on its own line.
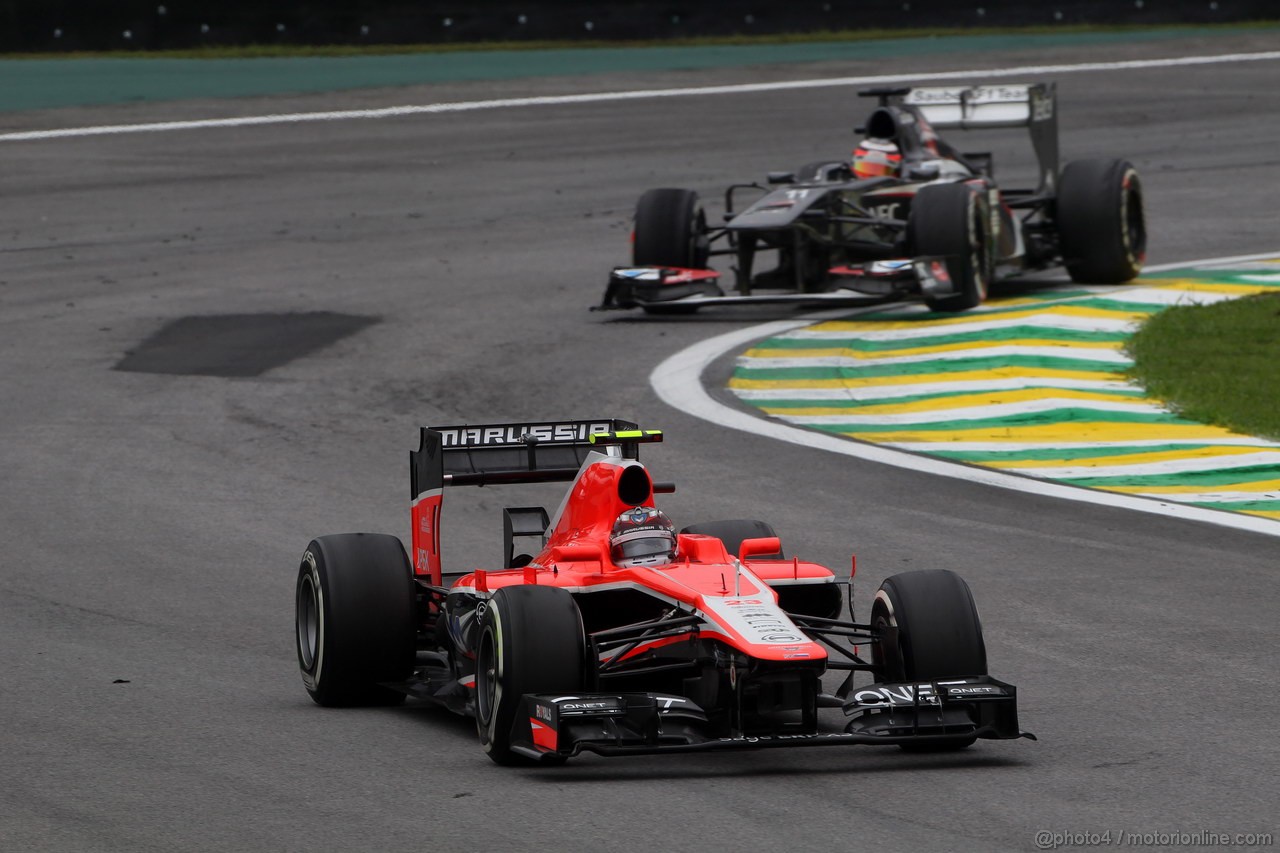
left=905, top=82, right=1059, bottom=195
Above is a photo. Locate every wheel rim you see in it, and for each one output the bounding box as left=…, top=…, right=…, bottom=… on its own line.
left=870, top=589, right=903, bottom=680
left=296, top=572, right=320, bottom=671
left=1121, top=169, right=1146, bottom=266
left=477, top=628, right=497, bottom=724
left=968, top=200, right=989, bottom=301
left=870, top=610, right=890, bottom=674
left=690, top=207, right=709, bottom=267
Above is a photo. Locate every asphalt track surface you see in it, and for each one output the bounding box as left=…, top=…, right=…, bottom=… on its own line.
left=2, top=32, right=1278, bottom=853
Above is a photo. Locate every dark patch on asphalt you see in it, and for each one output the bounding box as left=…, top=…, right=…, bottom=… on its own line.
left=114, top=312, right=378, bottom=377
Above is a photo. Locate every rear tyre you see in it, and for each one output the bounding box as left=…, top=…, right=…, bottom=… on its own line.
left=871, top=569, right=987, bottom=751
left=680, top=518, right=783, bottom=559
left=680, top=520, right=840, bottom=618
left=296, top=533, right=416, bottom=707
left=633, top=188, right=710, bottom=269
left=475, top=585, right=586, bottom=766
left=908, top=183, right=992, bottom=312
left=1056, top=158, right=1146, bottom=283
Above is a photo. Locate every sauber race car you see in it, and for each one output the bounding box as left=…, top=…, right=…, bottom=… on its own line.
left=294, top=419, right=1033, bottom=764
left=598, top=82, right=1145, bottom=315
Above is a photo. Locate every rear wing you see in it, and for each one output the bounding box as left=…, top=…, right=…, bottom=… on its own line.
left=903, top=82, right=1059, bottom=195
left=408, top=419, right=653, bottom=581
left=904, top=83, right=1054, bottom=129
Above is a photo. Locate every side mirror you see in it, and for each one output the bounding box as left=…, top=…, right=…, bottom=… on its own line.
left=962, top=151, right=994, bottom=177
left=766, top=171, right=796, bottom=185
left=738, top=536, right=783, bottom=561
left=550, top=542, right=606, bottom=563
left=504, top=506, right=549, bottom=568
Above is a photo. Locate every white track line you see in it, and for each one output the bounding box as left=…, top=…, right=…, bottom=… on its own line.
left=649, top=253, right=1280, bottom=538
left=4, top=49, right=1280, bottom=142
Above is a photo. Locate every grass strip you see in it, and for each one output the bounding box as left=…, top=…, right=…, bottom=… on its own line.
left=1126, top=293, right=1280, bottom=441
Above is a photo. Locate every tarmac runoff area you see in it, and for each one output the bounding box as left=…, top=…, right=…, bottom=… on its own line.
left=730, top=256, right=1280, bottom=522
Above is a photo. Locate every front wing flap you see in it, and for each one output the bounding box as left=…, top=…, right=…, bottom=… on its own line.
left=596, top=258, right=958, bottom=312
left=509, top=676, right=1032, bottom=761
left=597, top=266, right=725, bottom=309
left=828, top=257, right=958, bottom=299
left=843, top=675, right=1030, bottom=743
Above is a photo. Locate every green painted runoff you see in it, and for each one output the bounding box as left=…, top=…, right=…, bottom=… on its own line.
left=0, top=26, right=1265, bottom=112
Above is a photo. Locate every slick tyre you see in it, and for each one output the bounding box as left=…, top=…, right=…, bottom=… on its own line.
left=680, top=519, right=783, bottom=560
left=1056, top=158, right=1146, bottom=284
left=295, top=533, right=416, bottom=707
left=679, top=520, right=840, bottom=617
left=871, top=570, right=987, bottom=751
left=908, top=183, right=992, bottom=313
left=475, top=585, right=586, bottom=766
left=633, top=188, right=710, bottom=269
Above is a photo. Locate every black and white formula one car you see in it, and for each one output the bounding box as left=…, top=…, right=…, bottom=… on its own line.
left=599, top=82, right=1146, bottom=314
left=294, top=419, right=1033, bottom=765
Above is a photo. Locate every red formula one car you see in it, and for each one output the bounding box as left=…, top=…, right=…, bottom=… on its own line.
left=294, top=419, right=1033, bottom=764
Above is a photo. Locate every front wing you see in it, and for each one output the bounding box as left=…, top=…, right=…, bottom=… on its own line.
left=595, top=262, right=959, bottom=312
left=509, top=675, right=1033, bottom=761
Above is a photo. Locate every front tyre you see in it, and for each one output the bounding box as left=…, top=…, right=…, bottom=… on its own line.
left=295, top=533, right=416, bottom=707
left=633, top=188, right=710, bottom=269
left=475, top=585, right=586, bottom=765
left=871, top=569, right=987, bottom=751
left=908, top=183, right=992, bottom=312
left=1056, top=158, right=1146, bottom=283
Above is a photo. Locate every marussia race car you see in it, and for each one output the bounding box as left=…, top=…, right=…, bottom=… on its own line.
left=294, top=419, right=1033, bottom=764
left=598, top=82, right=1146, bottom=314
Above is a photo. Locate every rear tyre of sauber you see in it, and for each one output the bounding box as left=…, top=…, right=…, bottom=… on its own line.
left=908, top=183, right=991, bottom=313
left=871, top=569, right=987, bottom=751
left=475, top=585, right=586, bottom=766
left=1056, top=158, right=1146, bottom=284
left=296, top=533, right=416, bottom=707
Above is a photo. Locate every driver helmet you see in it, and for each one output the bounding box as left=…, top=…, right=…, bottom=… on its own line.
left=609, top=507, right=677, bottom=567
left=852, top=138, right=902, bottom=179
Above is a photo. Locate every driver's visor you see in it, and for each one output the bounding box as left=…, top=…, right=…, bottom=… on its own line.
left=611, top=534, right=675, bottom=562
